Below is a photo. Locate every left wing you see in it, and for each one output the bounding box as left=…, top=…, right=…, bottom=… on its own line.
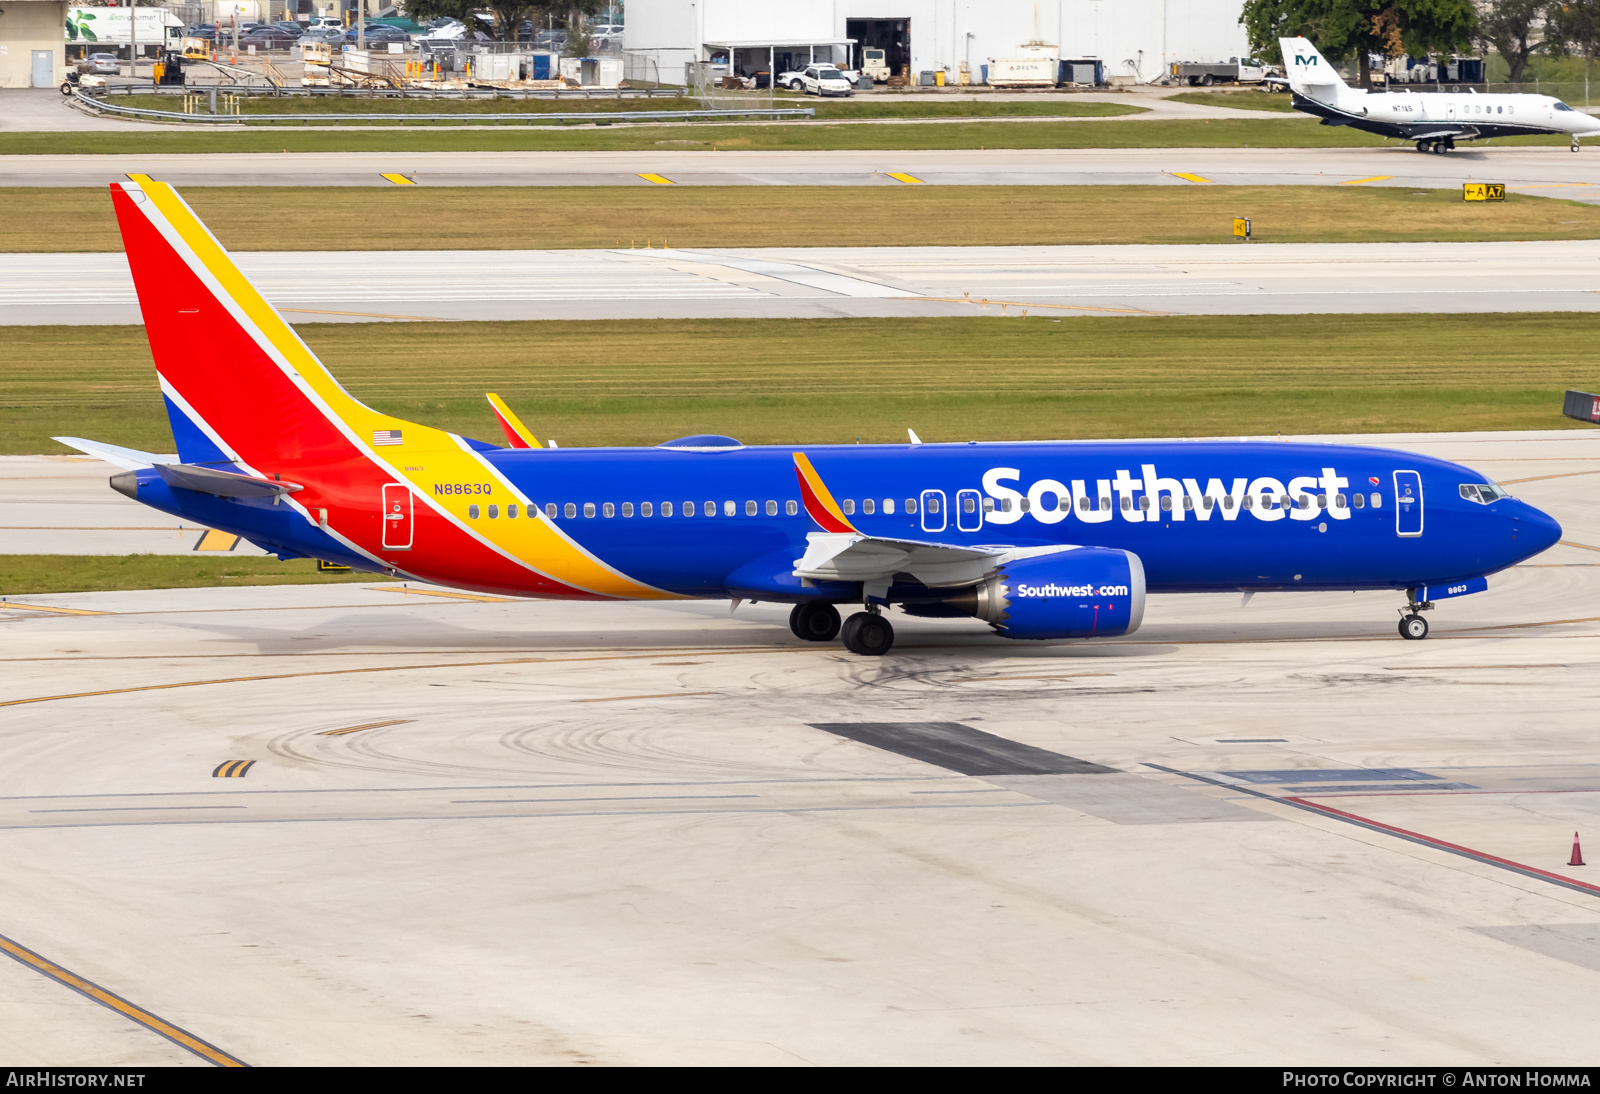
left=789, top=451, right=1072, bottom=587
left=794, top=531, right=1075, bottom=588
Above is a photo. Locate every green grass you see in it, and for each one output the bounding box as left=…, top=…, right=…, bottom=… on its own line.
left=9, top=184, right=1597, bottom=252
left=1, top=118, right=1456, bottom=155
left=6, top=315, right=1596, bottom=456
left=1166, top=91, right=1298, bottom=112
left=0, top=555, right=378, bottom=595
left=106, top=92, right=1145, bottom=120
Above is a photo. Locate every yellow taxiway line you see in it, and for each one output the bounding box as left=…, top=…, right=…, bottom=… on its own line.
left=319, top=718, right=414, bottom=736
left=1341, top=175, right=1393, bottom=185
left=0, top=931, right=247, bottom=1067
left=0, top=602, right=109, bottom=616
left=371, top=586, right=515, bottom=603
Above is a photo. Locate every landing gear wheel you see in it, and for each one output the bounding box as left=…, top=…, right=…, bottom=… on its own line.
left=1417, top=140, right=1433, bottom=154
left=1399, top=614, right=1430, bottom=640
left=840, top=611, right=895, bottom=656
left=789, top=601, right=841, bottom=642
left=1433, top=141, right=1450, bottom=155
left=1573, top=141, right=1582, bottom=153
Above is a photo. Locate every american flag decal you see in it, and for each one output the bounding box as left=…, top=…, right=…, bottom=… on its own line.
left=373, top=429, right=403, bottom=446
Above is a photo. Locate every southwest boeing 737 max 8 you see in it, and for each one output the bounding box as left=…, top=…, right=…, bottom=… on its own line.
left=60, top=178, right=1563, bottom=655
left=1281, top=35, right=1600, bottom=153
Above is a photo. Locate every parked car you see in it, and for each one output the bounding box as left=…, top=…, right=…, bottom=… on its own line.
left=533, top=29, right=567, bottom=49
left=297, top=26, right=345, bottom=43
left=239, top=26, right=300, bottom=49
left=782, top=65, right=854, bottom=96
left=342, top=24, right=409, bottom=46
left=272, top=20, right=305, bottom=35
left=86, top=52, right=120, bottom=75
left=312, top=17, right=343, bottom=29
left=186, top=23, right=219, bottom=40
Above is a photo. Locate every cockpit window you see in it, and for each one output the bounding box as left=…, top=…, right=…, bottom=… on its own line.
left=1555, top=101, right=1575, bottom=111
left=1459, top=483, right=1509, bottom=503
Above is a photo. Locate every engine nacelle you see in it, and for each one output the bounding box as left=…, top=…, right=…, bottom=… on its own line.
left=947, top=548, right=1146, bottom=640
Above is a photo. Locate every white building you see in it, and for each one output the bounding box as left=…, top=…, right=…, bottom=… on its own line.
left=622, top=0, right=1251, bottom=86
left=1, top=0, right=68, bottom=88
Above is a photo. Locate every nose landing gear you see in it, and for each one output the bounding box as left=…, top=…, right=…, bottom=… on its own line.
left=1573, top=139, right=1582, bottom=153
left=1398, top=590, right=1436, bottom=640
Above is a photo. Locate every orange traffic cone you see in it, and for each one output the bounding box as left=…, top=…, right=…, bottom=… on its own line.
left=1570, top=832, right=1586, bottom=867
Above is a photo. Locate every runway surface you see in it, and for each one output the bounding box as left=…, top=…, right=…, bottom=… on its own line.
left=2, top=427, right=1598, bottom=1064
left=5, top=145, right=1600, bottom=192
left=9, top=238, right=1600, bottom=324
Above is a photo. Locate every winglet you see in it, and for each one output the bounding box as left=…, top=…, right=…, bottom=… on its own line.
left=907, top=428, right=922, bottom=445
left=793, top=452, right=859, bottom=533
left=486, top=393, right=541, bottom=449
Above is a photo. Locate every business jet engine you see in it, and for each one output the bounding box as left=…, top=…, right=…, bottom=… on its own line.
left=940, top=547, right=1146, bottom=640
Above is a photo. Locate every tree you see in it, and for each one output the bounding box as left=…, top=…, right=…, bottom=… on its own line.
left=1548, top=0, right=1600, bottom=63
left=1240, top=0, right=1477, bottom=87
left=402, top=0, right=552, bottom=41
left=1475, top=0, right=1547, bottom=86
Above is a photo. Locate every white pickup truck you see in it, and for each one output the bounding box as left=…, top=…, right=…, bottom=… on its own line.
left=780, top=65, right=855, bottom=97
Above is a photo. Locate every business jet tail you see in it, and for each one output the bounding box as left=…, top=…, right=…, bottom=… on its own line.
left=1278, top=37, right=1346, bottom=96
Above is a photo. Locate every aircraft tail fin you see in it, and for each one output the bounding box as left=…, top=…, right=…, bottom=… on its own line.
left=109, top=174, right=422, bottom=476
left=1278, top=37, right=1346, bottom=95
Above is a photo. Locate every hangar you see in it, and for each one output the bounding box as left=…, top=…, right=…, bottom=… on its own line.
left=621, top=0, right=1252, bottom=87
left=0, top=0, right=67, bottom=88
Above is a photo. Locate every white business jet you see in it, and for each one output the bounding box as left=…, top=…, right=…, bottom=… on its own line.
left=1280, top=35, right=1600, bottom=153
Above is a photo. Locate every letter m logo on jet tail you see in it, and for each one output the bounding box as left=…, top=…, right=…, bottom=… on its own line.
left=1296, top=54, right=1317, bottom=66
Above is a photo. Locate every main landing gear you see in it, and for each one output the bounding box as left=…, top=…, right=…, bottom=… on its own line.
left=841, top=609, right=895, bottom=656
left=1398, top=590, right=1435, bottom=640
left=1573, top=139, right=1582, bottom=153
left=788, top=601, right=896, bottom=656
left=1416, top=139, right=1454, bottom=155
left=789, top=601, right=841, bottom=642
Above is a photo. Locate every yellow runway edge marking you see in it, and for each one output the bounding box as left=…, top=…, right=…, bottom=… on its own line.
left=0, top=932, right=247, bottom=1067
left=319, top=718, right=413, bottom=736
left=372, top=586, right=515, bottom=603
left=380, top=173, right=416, bottom=185
left=887, top=172, right=925, bottom=184
left=1171, top=172, right=1212, bottom=184
left=638, top=173, right=674, bottom=185
left=194, top=528, right=241, bottom=552
left=1341, top=175, right=1394, bottom=185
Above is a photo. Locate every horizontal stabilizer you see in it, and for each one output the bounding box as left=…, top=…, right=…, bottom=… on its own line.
left=53, top=436, right=178, bottom=471
left=155, top=463, right=304, bottom=499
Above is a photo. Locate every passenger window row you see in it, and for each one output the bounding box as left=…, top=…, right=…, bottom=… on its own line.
left=466, top=499, right=804, bottom=520
left=461, top=491, right=1388, bottom=521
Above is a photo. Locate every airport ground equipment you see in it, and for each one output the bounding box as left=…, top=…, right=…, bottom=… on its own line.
left=1563, top=390, right=1600, bottom=424
left=1281, top=35, right=1600, bottom=153
left=64, top=176, right=1564, bottom=655
left=1171, top=59, right=1272, bottom=87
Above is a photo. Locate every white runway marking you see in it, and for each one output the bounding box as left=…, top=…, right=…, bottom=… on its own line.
left=8, top=239, right=1600, bottom=323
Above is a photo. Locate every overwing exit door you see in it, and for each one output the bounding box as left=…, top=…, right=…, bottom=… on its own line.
left=382, top=483, right=413, bottom=549
left=1393, top=470, right=1423, bottom=537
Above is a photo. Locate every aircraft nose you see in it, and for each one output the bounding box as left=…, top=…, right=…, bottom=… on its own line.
left=1513, top=501, right=1562, bottom=558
